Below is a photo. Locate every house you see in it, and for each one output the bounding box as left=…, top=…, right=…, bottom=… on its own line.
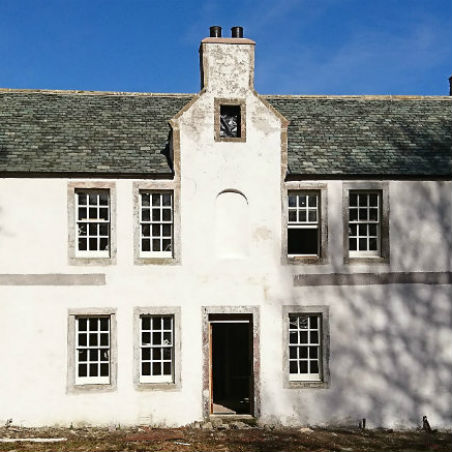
left=0, top=26, right=451, bottom=428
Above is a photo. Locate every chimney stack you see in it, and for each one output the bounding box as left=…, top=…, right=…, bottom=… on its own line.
left=209, top=26, right=222, bottom=38
left=231, top=26, right=244, bottom=38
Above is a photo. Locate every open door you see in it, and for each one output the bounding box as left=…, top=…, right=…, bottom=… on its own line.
left=209, top=314, right=253, bottom=415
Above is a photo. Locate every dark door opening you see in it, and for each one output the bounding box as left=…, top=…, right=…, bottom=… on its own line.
left=210, top=315, right=253, bottom=415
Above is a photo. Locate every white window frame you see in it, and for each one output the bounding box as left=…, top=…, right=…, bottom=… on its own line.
left=288, top=313, right=321, bottom=382
left=75, top=316, right=110, bottom=385
left=133, top=307, right=181, bottom=390
left=348, top=190, right=381, bottom=258
left=75, top=189, right=110, bottom=258
left=288, top=191, right=320, bottom=258
left=139, top=191, right=173, bottom=259
left=139, top=314, right=174, bottom=383
left=283, top=305, right=329, bottom=389
left=68, top=182, right=116, bottom=266
left=67, top=308, right=117, bottom=393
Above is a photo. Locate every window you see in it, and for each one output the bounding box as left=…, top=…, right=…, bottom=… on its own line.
left=68, top=182, right=116, bottom=265
left=220, top=105, right=241, bottom=138
left=140, top=315, right=174, bottom=383
left=67, top=309, right=117, bottom=392
left=139, top=191, right=173, bottom=258
left=75, top=316, right=110, bottom=385
left=348, top=191, right=380, bottom=257
left=285, top=184, right=327, bottom=263
left=344, top=183, right=389, bottom=263
left=283, top=306, right=329, bottom=389
left=214, top=98, right=246, bottom=142
left=76, top=190, right=110, bottom=257
left=289, top=313, right=321, bottom=381
left=134, top=307, right=181, bottom=390
left=288, top=191, right=320, bottom=256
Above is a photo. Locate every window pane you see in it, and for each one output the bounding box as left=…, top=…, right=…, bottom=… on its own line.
left=289, top=361, right=298, bottom=373
left=220, top=105, right=241, bottom=138
left=142, top=348, right=151, bottom=361
left=299, top=347, right=308, bottom=358
left=142, top=239, right=151, bottom=252
left=78, top=193, right=87, bottom=205
left=142, top=209, right=150, bottom=222
left=142, top=362, right=151, bottom=376
left=78, top=208, right=87, bottom=220
left=310, top=360, right=319, bottom=373
left=162, top=194, right=171, bottom=206
left=142, top=317, right=150, bottom=330
left=308, top=196, right=317, bottom=207
left=163, top=362, right=172, bottom=375
left=89, top=363, right=98, bottom=377
left=152, top=194, right=161, bottom=206
left=152, top=362, right=161, bottom=375
left=78, top=364, right=87, bottom=377
left=141, top=193, right=150, bottom=206
left=288, top=195, right=297, bottom=207
left=369, top=238, right=377, bottom=250
left=100, top=363, right=109, bottom=377
left=288, top=228, right=319, bottom=255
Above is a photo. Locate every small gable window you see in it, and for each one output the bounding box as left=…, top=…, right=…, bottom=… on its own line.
left=220, top=105, right=241, bottom=138
left=214, top=99, right=246, bottom=142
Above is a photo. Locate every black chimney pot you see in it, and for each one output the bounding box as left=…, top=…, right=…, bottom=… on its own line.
left=449, top=75, right=452, bottom=96
left=231, top=26, right=243, bottom=38
left=210, top=26, right=222, bottom=38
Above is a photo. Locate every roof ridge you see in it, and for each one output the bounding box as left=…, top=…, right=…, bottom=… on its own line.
left=263, top=94, right=452, bottom=100
left=0, top=88, right=195, bottom=97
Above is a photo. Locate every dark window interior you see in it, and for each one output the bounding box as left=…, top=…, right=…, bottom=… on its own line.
left=288, top=228, right=319, bottom=255
left=220, top=105, right=241, bottom=138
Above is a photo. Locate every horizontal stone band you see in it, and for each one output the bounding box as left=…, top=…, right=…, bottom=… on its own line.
left=294, top=272, right=452, bottom=286
left=0, top=274, right=105, bottom=286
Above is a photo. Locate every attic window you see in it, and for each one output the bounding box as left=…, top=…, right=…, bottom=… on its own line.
left=215, top=99, right=246, bottom=142
left=220, top=105, right=241, bottom=138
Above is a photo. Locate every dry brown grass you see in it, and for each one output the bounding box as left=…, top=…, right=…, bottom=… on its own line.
left=0, top=425, right=450, bottom=452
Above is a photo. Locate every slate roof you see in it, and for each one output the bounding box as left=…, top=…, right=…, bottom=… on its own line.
left=0, top=90, right=193, bottom=174
left=266, top=95, right=452, bottom=177
left=0, top=89, right=451, bottom=177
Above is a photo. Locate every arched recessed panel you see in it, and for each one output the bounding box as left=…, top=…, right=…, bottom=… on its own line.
left=215, top=190, right=249, bottom=259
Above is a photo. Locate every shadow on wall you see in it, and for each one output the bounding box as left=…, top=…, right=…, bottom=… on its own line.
left=265, top=179, right=452, bottom=428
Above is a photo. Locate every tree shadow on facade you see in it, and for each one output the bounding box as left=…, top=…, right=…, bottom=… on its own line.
left=266, top=172, right=451, bottom=428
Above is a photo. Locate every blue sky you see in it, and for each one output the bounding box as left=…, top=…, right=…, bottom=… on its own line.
left=0, top=0, right=450, bottom=95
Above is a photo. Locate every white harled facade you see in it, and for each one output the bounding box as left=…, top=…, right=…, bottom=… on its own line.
left=0, top=33, right=451, bottom=429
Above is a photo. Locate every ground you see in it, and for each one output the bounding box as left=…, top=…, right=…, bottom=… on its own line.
left=0, top=424, right=450, bottom=452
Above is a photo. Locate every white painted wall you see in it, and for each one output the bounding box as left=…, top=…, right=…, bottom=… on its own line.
left=0, top=37, right=451, bottom=428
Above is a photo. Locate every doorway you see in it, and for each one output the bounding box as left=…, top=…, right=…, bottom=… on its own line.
left=209, top=314, right=253, bottom=415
